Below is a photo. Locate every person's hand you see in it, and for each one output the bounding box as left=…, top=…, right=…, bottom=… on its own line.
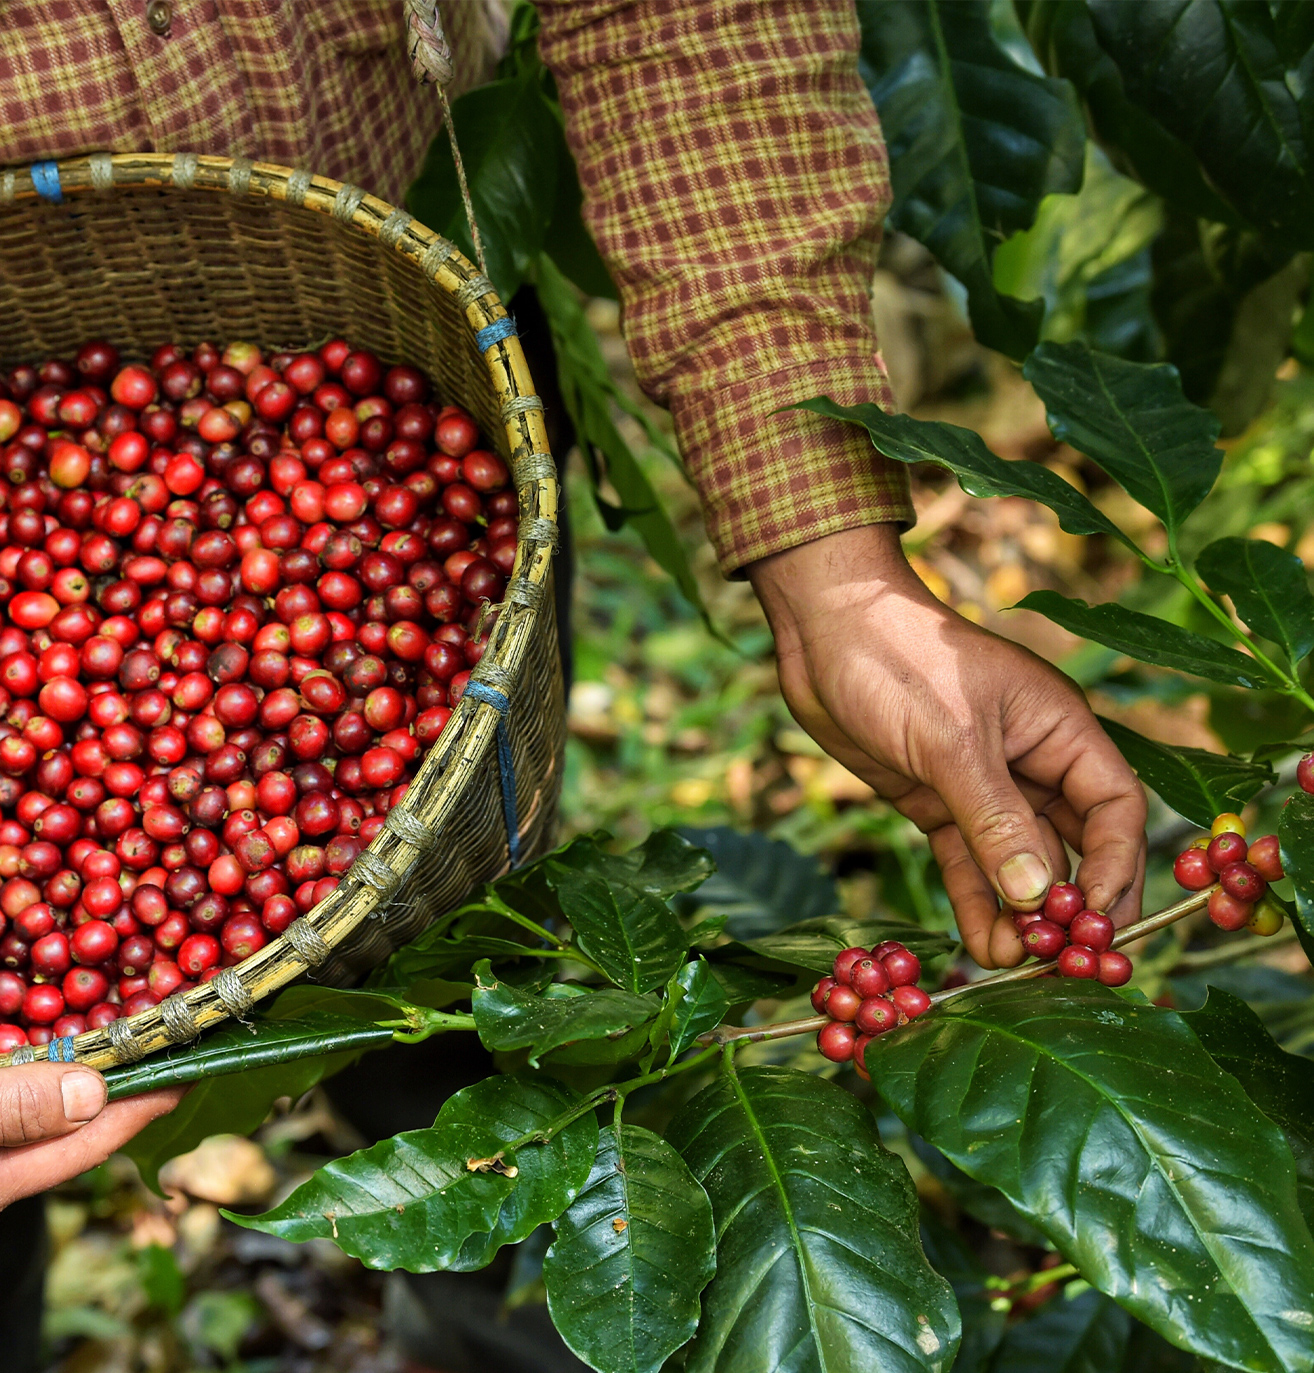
left=749, top=524, right=1147, bottom=968
left=0, top=1062, right=183, bottom=1209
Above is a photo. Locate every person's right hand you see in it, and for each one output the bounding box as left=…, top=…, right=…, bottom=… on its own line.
left=0, top=1063, right=183, bottom=1209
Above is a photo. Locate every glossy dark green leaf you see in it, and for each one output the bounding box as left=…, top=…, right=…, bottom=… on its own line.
left=471, top=961, right=658, bottom=1067
left=1278, top=792, right=1314, bottom=960
left=738, top=914, right=955, bottom=975
left=546, top=834, right=704, bottom=994
left=122, top=987, right=405, bottom=1193
left=666, top=960, right=731, bottom=1062
left=228, top=1074, right=591, bottom=1274
left=534, top=255, right=717, bottom=633
left=667, top=1064, right=960, bottom=1373
left=1019, top=0, right=1241, bottom=225
left=407, top=72, right=560, bottom=303
left=544, top=1124, right=715, bottom=1373
left=912, top=1136, right=1048, bottom=1247
left=706, top=962, right=794, bottom=1006
left=857, top=0, right=1085, bottom=357
left=867, top=980, right=1314, bottom=1370
left=1184, top=988, right=1314, bottom=1231
left=446, top=1077, right=599, bottom=1272
left=796, top=397, right=1143, bottom=560
left=673, top=827, right=838, bottom=939
left=1098, top=716, right=1274, bottom=827
left=1196, top=537, right=1314, bottom=665
left=1022, top=341, right=1222, bottom=537
left=989, top=1287, right=1130, bottom=1373
left=1086, top=0, right=1314, bottom=254
left=1018, top=590, right=1273, bottom=689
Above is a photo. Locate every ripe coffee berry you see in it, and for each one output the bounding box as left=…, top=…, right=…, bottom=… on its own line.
left=1173, top=848, right=1216, bottom=891
left=1068, top=910, right=1114, bottom=954
left=832, top=947, right=868, bottom=986
left=850, top=957, right=890, bottom=999
left=817, top=1020, right=858, bottom=1063
left=1042, top=882, right=1084, bottom=927
left=1020, top=919, right=1066, bottom=960
left=1206, top=832, right=1248, bottom=873
left=1057, top=946, right=1100, bottom=979
left=1299, top=754, right=1314, bottom=794
left=1219, top=861, right=1265, bottom=903
left=823, top=984, right=861, bottom=1022
left=1247, top=834, right=1284, bottom=884
left=1097, top=951, right=1133, bottom=987
left=1207, top=888, right=1253, bottom=932
left=0, top=339, right=517, bottom=1040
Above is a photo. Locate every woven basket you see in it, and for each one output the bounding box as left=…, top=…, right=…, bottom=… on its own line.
left=0, top=152, right=564, bottom=1071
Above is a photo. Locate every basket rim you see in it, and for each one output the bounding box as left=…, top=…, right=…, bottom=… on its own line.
left=0, top=152, right=560, bottom=1072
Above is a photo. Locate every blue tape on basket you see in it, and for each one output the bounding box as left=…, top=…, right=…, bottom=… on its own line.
left=47, top=1036, right=76, bottom=1063
left=474, top=317, right=517, bottom=352
left=31, top=161, right=63, bottom=203
left=463, top=681, right=521, bottom=867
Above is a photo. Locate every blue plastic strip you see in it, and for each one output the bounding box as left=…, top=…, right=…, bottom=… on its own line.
left=474, top=316, right=517, bottom=352
left=463, top=681, right=521, bottom=867
left=31, top=161, right=63, bottom=203
left=47, top=1036, right=76, bottom=1063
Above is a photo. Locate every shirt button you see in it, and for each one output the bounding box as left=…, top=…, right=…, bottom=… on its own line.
left=146, top=0, right=172, bottom=36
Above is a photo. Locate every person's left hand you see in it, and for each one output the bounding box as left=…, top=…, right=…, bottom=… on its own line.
left=0, top=1062, right=184, bottom=1209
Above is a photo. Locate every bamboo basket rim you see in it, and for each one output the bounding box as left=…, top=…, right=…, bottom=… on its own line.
left=0, top=152, right=559, bottom=1072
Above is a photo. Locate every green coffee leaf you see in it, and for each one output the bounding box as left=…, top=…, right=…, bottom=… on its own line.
left=228, top=1074, right=592, bottom=1273
left=666, top=960, right=731, bottom=1061
left=795, top=398, right=1144, bottom=560
left=1196, top=537, right=1314, bottom=665
left=407, top=71, right=561, bottom=303
left=1278, top=792, right=1314, bottom=961
left=857, top=0, right=1085, bottom=358
left=1022, top=341, right=1222, bottom=538
left=989, top=1287, right=1130, bottom=1373
left=667, top=1064, right=960, bottom=1373
left=1098, top=716, right=1274, bottom=827
left=674, top=826, right=838, bottom=939
left=544, top=1125, right=715, bottom=1373
left=1184, top=988, right=1314, bottom=1231
left=471, top=961, right=658, bottom=1067
left=735, top=914, right=955, bottom=975
left=867, top=981, right=1314, bottom=1370
left=1018, top=590, right=1274, bottom=688
left=1085, top=1, right=1314, bottom=254
left=546, top=833, right=708, bottom=994
left=122, top=987, right=404, bottom=1193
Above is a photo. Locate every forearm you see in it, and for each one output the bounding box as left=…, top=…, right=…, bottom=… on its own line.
left=536, top=0, right=914, bottom=574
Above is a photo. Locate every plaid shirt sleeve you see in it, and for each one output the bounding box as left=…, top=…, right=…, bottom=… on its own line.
left=536, top=0, right=914, bottom=575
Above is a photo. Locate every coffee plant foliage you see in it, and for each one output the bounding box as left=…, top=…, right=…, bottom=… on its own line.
left=90, top=6, right=1314, bottom=1371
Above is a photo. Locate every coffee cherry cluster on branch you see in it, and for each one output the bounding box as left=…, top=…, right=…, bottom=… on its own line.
left=1012, top=883, right=1133, bottom=986
left=1172, top=812, right=1286, bottom=934
left=0, top=337, right=515, bottom=1050
left=812, top=940, right=929, bottom=1077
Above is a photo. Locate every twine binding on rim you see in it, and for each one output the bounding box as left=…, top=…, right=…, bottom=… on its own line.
left=475, top=317, right=517, bottom=352
left=31, top=162, right=62, bottom=203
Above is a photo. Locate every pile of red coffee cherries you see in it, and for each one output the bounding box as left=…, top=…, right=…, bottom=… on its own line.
left=811, top=940, right=930, bottom=1077
left=1172, top=811, right=1286, bottom=934
left=1012, top=883, right=1133, bottom=986
left=0, top=337, right=516, bottom=1050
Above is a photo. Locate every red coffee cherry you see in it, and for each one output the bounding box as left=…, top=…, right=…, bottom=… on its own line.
left=891, top=985, right=932, bottom=1020
left=1246, top=835, right=1284, bottom=884
left=1042, top=881, right=1084, bottom=927
left=1096, top=952, right=1133, bottom=987
left=1219, top=861, right=1266, bottom=903
left=817, top=1020, right=858, bottom=1063
left=1056, top=945, right=1100, bottom=979
left=1298, top=753, right=1314, bottom=794
left=881, top=948, right=921, bottom=987
left=855, top=996, right=900, bottom=1036
left=1068, top=910, right=1114, bottom=954
left=1172, top=848, right=1215, bottom=891
left=1207, top=888, right=1253, bottom=932
left=850, top=957, right=890, bottom=999
left=831, top=947, right=868, bottom=987
left=1206, top=832, right=1248, bottom=873
left=822, top=984, right=861, bottom=1022
left=1021, top=919, right=1067, bottom=960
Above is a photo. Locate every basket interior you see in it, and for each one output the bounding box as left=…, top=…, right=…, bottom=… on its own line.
left=0, top=188, right=508, bottom=460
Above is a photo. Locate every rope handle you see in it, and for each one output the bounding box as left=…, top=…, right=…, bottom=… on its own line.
left=403, top=0, right=489, bottom=283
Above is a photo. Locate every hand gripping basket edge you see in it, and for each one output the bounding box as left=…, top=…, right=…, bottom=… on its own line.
left=0, top=152, right=565, bottom=1071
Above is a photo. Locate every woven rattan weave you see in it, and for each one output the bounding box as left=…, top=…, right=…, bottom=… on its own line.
left=0, top=153, right=564, bottom=1071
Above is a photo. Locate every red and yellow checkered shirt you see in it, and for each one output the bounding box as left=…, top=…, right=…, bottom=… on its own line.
left=0, top=0, right=911, bottom=574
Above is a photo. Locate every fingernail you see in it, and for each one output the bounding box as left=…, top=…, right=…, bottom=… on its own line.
left=999, top=853, right=1051, bottom=904
left=61, top=1071, right=105, bottom=1123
